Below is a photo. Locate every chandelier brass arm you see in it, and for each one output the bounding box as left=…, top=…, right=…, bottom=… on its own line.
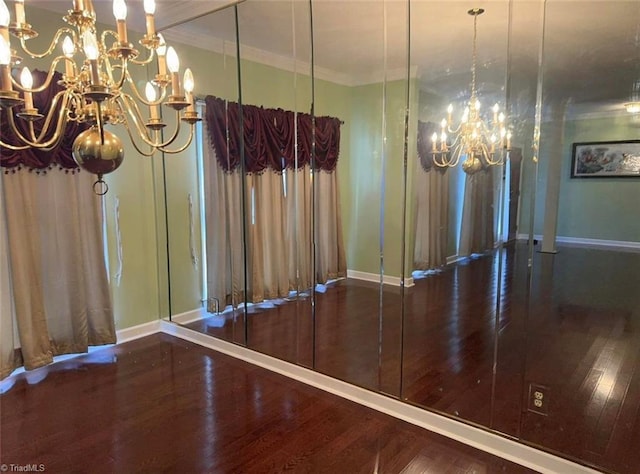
left=158, top=130, right=195, bottom=155
left=5, top=91, right=70, bottom=150
left=129, top=46, right=155, bottom=67
left=10, top=56, right=68, bottom=93
left=123, top=73, right=166, bottom=107
left=120, top=93, right=187, bottom=150
left=16, top=28, right=77, bottom=59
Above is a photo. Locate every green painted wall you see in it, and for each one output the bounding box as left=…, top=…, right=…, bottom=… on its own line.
left=383, top=79, right=411, bottom=279
left=343, top=79, right=412, bottom=279
left=17, top=7, right=413, bottom=328
left=522, top=113, right=639, bottom=242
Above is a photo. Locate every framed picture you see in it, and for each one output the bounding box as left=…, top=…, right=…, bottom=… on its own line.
left=571, top=140, right=640, bottom=178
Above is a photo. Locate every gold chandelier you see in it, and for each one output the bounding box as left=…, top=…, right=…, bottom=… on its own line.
left=430, top=8, right=511, bottom=175
left=0, top=0, right=200, bottom=194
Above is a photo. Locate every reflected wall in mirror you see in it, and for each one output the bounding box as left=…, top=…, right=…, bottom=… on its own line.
left=311, top=0, right=409, bottom=396
left=157, top=0, right=640, bottom=472
left=518, top=3, right=640, bottom=472
left=235, top=1, right=315, bottom=366
left=161, top=5, right=246, bottom=346
left=403, top=0, right=517, bottom=430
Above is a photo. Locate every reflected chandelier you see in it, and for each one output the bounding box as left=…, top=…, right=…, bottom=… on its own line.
left=430, top=8, right=511, bottom=175
left=0, top=0, right=201, bottom=194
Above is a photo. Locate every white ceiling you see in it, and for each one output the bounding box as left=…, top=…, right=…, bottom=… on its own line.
left=31, top=1, right=640, bottom=117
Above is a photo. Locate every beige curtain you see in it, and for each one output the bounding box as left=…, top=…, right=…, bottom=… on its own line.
left=1, top=169, right=114, bottom=377
left=458, top=167, right=497, bottom=257
left=315, top=168, right=346, bottom=283
left=203, top=134, right=346, bottom=305
left=246, top=170, right=291, bottom=302
left=286, top=166, right=313, bottom=292
left=0, top=174, right=19, bottom=378
left=203, top=126, right=245, bottom=310
left=413, top=166, right=450, bottom=270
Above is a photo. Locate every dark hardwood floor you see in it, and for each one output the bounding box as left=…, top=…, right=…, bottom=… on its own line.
left=184, top=243, right=640, bottom=474
left=0, top=333, right=536, bottom=473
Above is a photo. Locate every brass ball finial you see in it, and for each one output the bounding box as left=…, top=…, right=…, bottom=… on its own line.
left=72, top=126, right=125, bottom=192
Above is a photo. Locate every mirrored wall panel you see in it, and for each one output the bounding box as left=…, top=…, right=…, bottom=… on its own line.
left=158, top=1, right=640, bottom=472
left=310, top=0, right=408, bottom=396
left=519, top=2, right=640, bottom=472
left=402, top=0, right=515, bottom=429
left=163, top=5, right=246, bottom=345
left=235, top=1, right=315, bottom=366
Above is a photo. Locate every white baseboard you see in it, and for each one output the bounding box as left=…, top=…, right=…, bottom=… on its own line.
left=160, top=321, right=600, bottom=474
left=170, top=307, right=205, bottom=325
left=115, top=319, right=161, bottom=343
left=347, top=269, right=415, bottom=288
left=516, top=233, right=640, bottom=251
left=2, top=319, right=162, bottom=381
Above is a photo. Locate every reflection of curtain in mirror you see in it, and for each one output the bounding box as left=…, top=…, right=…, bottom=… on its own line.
left=202, top=128, right=245, bottom=308
left=414, top=121, right=449, bottom=270
left=246, top=171, right=291, bottom=301
left=1, top=170, right=115, bottom=378
left=204, top=96, right=345, bottom=305
left=315, top=169, right=346, bottom=283
left=458, top=168, right=496, bottom=257
left=286, top=167, right=313, bottom=291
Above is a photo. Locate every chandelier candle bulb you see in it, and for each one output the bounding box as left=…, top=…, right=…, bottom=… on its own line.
left=83, top=30, right=100, bottom=85
left=62, top=36, right=74, bottom=78
left=156, top=35, right=167, bottom=76
left=0, top=1, right=9, bottom=42
left=143, top=0, right=155, bottom=38
left=20, top=66, right=32, bottom=109
left=113, top=0, right=128, bottom=44
left=145, top=81, right=159, bottom=120
left=183, top=67, right=194, bottom=112
left=14, top=0, right=25, bottom=26
left=0, top=35, right=11, bottom=90
left=166, top=46, right=181, bottom=97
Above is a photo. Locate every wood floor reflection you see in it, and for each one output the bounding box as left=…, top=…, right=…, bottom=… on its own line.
left=185, top=243, right=640, bottom=474
left=0, top=334, right=535, bottom=473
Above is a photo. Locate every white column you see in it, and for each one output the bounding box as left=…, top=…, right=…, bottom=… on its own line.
left=540, top=101, right=568, bottom=254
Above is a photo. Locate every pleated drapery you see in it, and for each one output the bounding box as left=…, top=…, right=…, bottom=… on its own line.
left=1, top=169, right=115, bottom=378
left=204, top=95, right=341, bottom=174
left=203, top=101, right=346, bottom=307
left=414, top=121, right=450, bottom=270
left=458, top=167, right=497, bottom=257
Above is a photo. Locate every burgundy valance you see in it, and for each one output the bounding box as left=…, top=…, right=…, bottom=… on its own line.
left=205, top=95, right=342, bottom=173
left=1, top=70, right=87, bottom=171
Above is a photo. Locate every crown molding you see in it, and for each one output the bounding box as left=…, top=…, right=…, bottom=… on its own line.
left=164, top=26, right=417, bottom=88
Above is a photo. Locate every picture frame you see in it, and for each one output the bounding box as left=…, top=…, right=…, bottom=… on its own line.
left=571, top=140, right=640, bottom=178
